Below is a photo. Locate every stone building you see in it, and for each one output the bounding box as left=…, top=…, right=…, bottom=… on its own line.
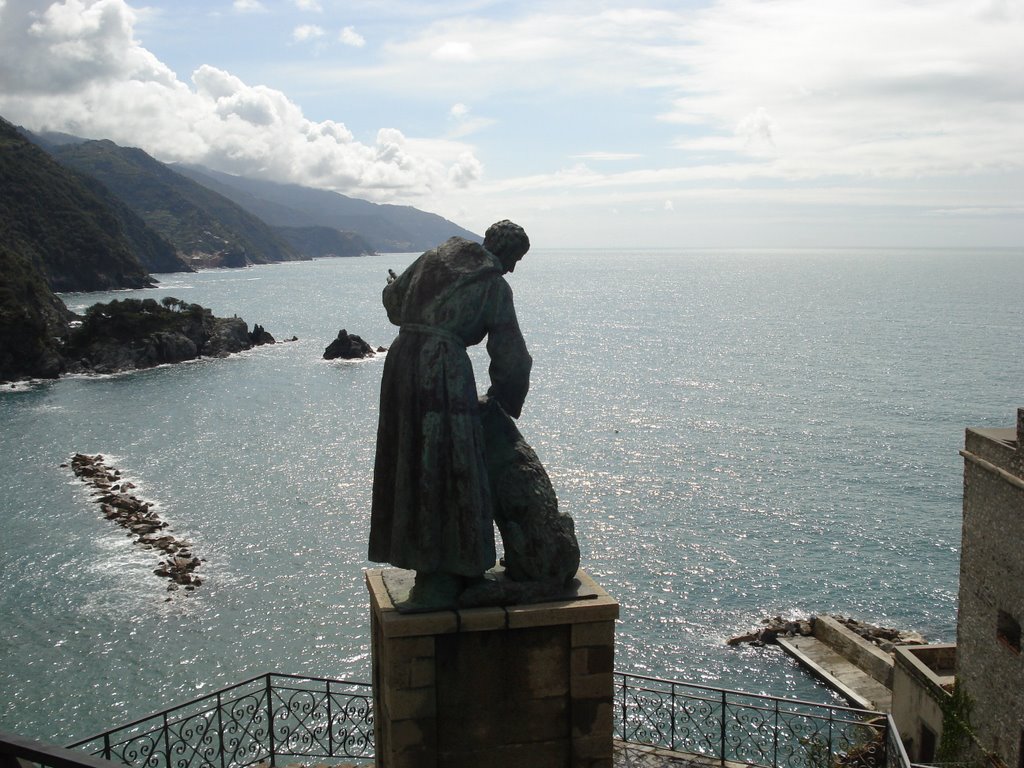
left=891, top=408, right=1024, bottom=766
left=955, top=408, right=1024, bottom=766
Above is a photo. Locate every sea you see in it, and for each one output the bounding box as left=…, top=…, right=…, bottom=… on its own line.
left=1, top=248, right=1022, bottom=743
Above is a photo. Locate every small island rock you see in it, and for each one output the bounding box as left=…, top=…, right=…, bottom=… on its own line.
left=323, top=329, right=375, bottom=360
left=249, top=324, right=276, bottom=346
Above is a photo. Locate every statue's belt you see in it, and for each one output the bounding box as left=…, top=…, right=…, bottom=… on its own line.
left=400, top=323, right=464, bottom=347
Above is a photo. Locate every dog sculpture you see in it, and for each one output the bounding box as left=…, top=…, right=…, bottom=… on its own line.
left=457, top=396, right=579, bottom=607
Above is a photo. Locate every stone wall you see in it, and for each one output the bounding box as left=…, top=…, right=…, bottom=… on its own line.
left=956, top=413, right=1024, bottom=767
left=367, top=568, right=619, bottom=768
left=891, top=644, right=954, bottom=762
left=813, top=615, right=895, bottom=687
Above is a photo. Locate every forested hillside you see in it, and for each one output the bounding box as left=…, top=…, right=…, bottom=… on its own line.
left=0, top=117, right=156, bottom=292
left=49, top=140, right=300, bottom=268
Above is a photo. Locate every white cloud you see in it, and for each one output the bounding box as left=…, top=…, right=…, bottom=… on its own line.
left=572, top=152, right=643, bottom=161
left=735, top=107, right=776, bottom=157
left=448, top=151, right=482, bottom=187
left=232, top=0, right=264, bottom=12
left=292, top=24, right=324, bottom=42
left=432, top=40, right=476, bottom=62
left=365, top=9, right=683, bottom=96
left=339, top=25, right=365, bottom=47
left=0, top=0, right=480, bottom=201
left=348, top=1, right=1024, bottom=183
left=445, top=101, right=494, bottom=138
left=664, top=200, right=674, bottom=212
left=925, top=206, right=1024, bottom=218
left=292, top=0, right=320, bottom=11
left=0, top=0, right=169, bottom=94
left=2, top=0, right=1021, bottom=246
left=657, top=0, right=1024, bottom=179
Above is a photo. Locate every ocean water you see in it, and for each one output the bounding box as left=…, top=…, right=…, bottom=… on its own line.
left=1, top=248, right=1022, bottom=742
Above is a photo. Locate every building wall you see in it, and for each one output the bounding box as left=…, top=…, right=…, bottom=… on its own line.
left=891, top=645, right=954, bottom=763
left=957, top=418, right=1024, bottom=766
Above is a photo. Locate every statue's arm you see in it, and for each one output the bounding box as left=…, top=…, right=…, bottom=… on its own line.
left=485, top=281, right=532, bottom=418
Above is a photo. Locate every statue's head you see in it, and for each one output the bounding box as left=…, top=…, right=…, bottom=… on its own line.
left=484, top=220, right=530, bottom=273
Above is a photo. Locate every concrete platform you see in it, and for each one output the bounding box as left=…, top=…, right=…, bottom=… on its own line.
left=613, top=741, right=746, bottom=767
left=778, top=636, right=892, bottom=711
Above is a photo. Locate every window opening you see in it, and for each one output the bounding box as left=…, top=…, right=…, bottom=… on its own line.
left=997, top=610, right=1021, bottom=654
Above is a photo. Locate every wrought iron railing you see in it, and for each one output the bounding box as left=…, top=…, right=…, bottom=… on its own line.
left=614, top=672, right=911, bottom=768
left=66, top=673, right=373, bottom=767
left=55, top=670, right=912, bottom=768
left=885, top=716, right=913, bottom=768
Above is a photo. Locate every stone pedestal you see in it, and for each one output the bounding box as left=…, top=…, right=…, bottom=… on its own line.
left=366, top=568, right=618, bottom=768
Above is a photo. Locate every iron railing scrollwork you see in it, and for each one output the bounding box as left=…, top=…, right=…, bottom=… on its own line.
left=614, top=672, right=912, bottom=768
left=67, top=674, right=373, bottom=768
left=62, top=670, right=911, bottom=768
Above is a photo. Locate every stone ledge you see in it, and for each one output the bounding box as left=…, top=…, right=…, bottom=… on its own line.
left=893, top=643, right=955, bottom=695
left=367, top=567, right=619, bottom=639
left=369, top=567, right=618, bottom=767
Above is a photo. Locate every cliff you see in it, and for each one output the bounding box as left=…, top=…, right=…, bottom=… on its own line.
left=0, top=245, right=72, bottom=381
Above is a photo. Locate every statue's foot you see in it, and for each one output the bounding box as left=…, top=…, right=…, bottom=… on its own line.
left=405, top=571, right=464, bottom=609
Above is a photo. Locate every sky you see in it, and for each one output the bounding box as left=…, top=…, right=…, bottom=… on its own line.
left=0, top=0, right=1022, bottom=248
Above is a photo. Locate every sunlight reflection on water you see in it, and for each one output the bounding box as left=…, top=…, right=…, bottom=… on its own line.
left=2, top=248, right=1022, bottom=738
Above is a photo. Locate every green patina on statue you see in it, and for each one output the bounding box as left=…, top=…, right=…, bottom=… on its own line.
left=369, top=221, right=579, bottom=610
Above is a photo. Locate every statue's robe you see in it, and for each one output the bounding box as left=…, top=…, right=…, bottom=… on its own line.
left=369, top=237, right=532, bottom=576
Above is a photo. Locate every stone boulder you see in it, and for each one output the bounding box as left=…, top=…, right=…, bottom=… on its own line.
left=205, top=317, right=252, bottom=357
left=249, top=324, right=276, bottom=346
left=147, top=331, right=199, bottom=364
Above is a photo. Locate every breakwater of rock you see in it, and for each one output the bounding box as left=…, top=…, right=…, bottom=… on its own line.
left=67, top=453, right=202, bottom=597
left=728, top=614, right=926, bottom=651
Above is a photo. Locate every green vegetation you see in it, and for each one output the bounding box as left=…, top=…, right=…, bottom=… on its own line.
left=0, top=244, right=70, bottom=381
left=274, top=225, right=372, bottom=258
left=938, top=685, right=975, bottom=765
left=60, top=296, right=258, bottom=377
left=69, top=297, right=208, bottom=347
left=0, top=116, right=155, bottom=292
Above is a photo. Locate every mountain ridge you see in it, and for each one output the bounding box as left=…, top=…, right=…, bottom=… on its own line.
left=48, top=140, right=303, bottom=269
left=173, top=164, right=481, bottom=252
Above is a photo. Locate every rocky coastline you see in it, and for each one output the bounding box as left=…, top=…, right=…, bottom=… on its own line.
left=67, top=453, right=202, bottom=597
left=1, top=296, right=281, bottom=384
left=63, top=297, right=277, bottom=376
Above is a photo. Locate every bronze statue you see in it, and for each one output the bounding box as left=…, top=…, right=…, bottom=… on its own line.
left=369, top=221, right=578, bottom=608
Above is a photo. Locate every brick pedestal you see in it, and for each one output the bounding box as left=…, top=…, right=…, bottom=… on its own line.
left=366, top=568, right=618, bottom=768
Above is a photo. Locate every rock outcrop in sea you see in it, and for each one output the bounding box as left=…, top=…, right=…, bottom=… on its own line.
left=62, top=297, right=276, bottom=376
left=67, top=453, right=202, bottom=597
left=323, top=328, right=377, bottom=360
